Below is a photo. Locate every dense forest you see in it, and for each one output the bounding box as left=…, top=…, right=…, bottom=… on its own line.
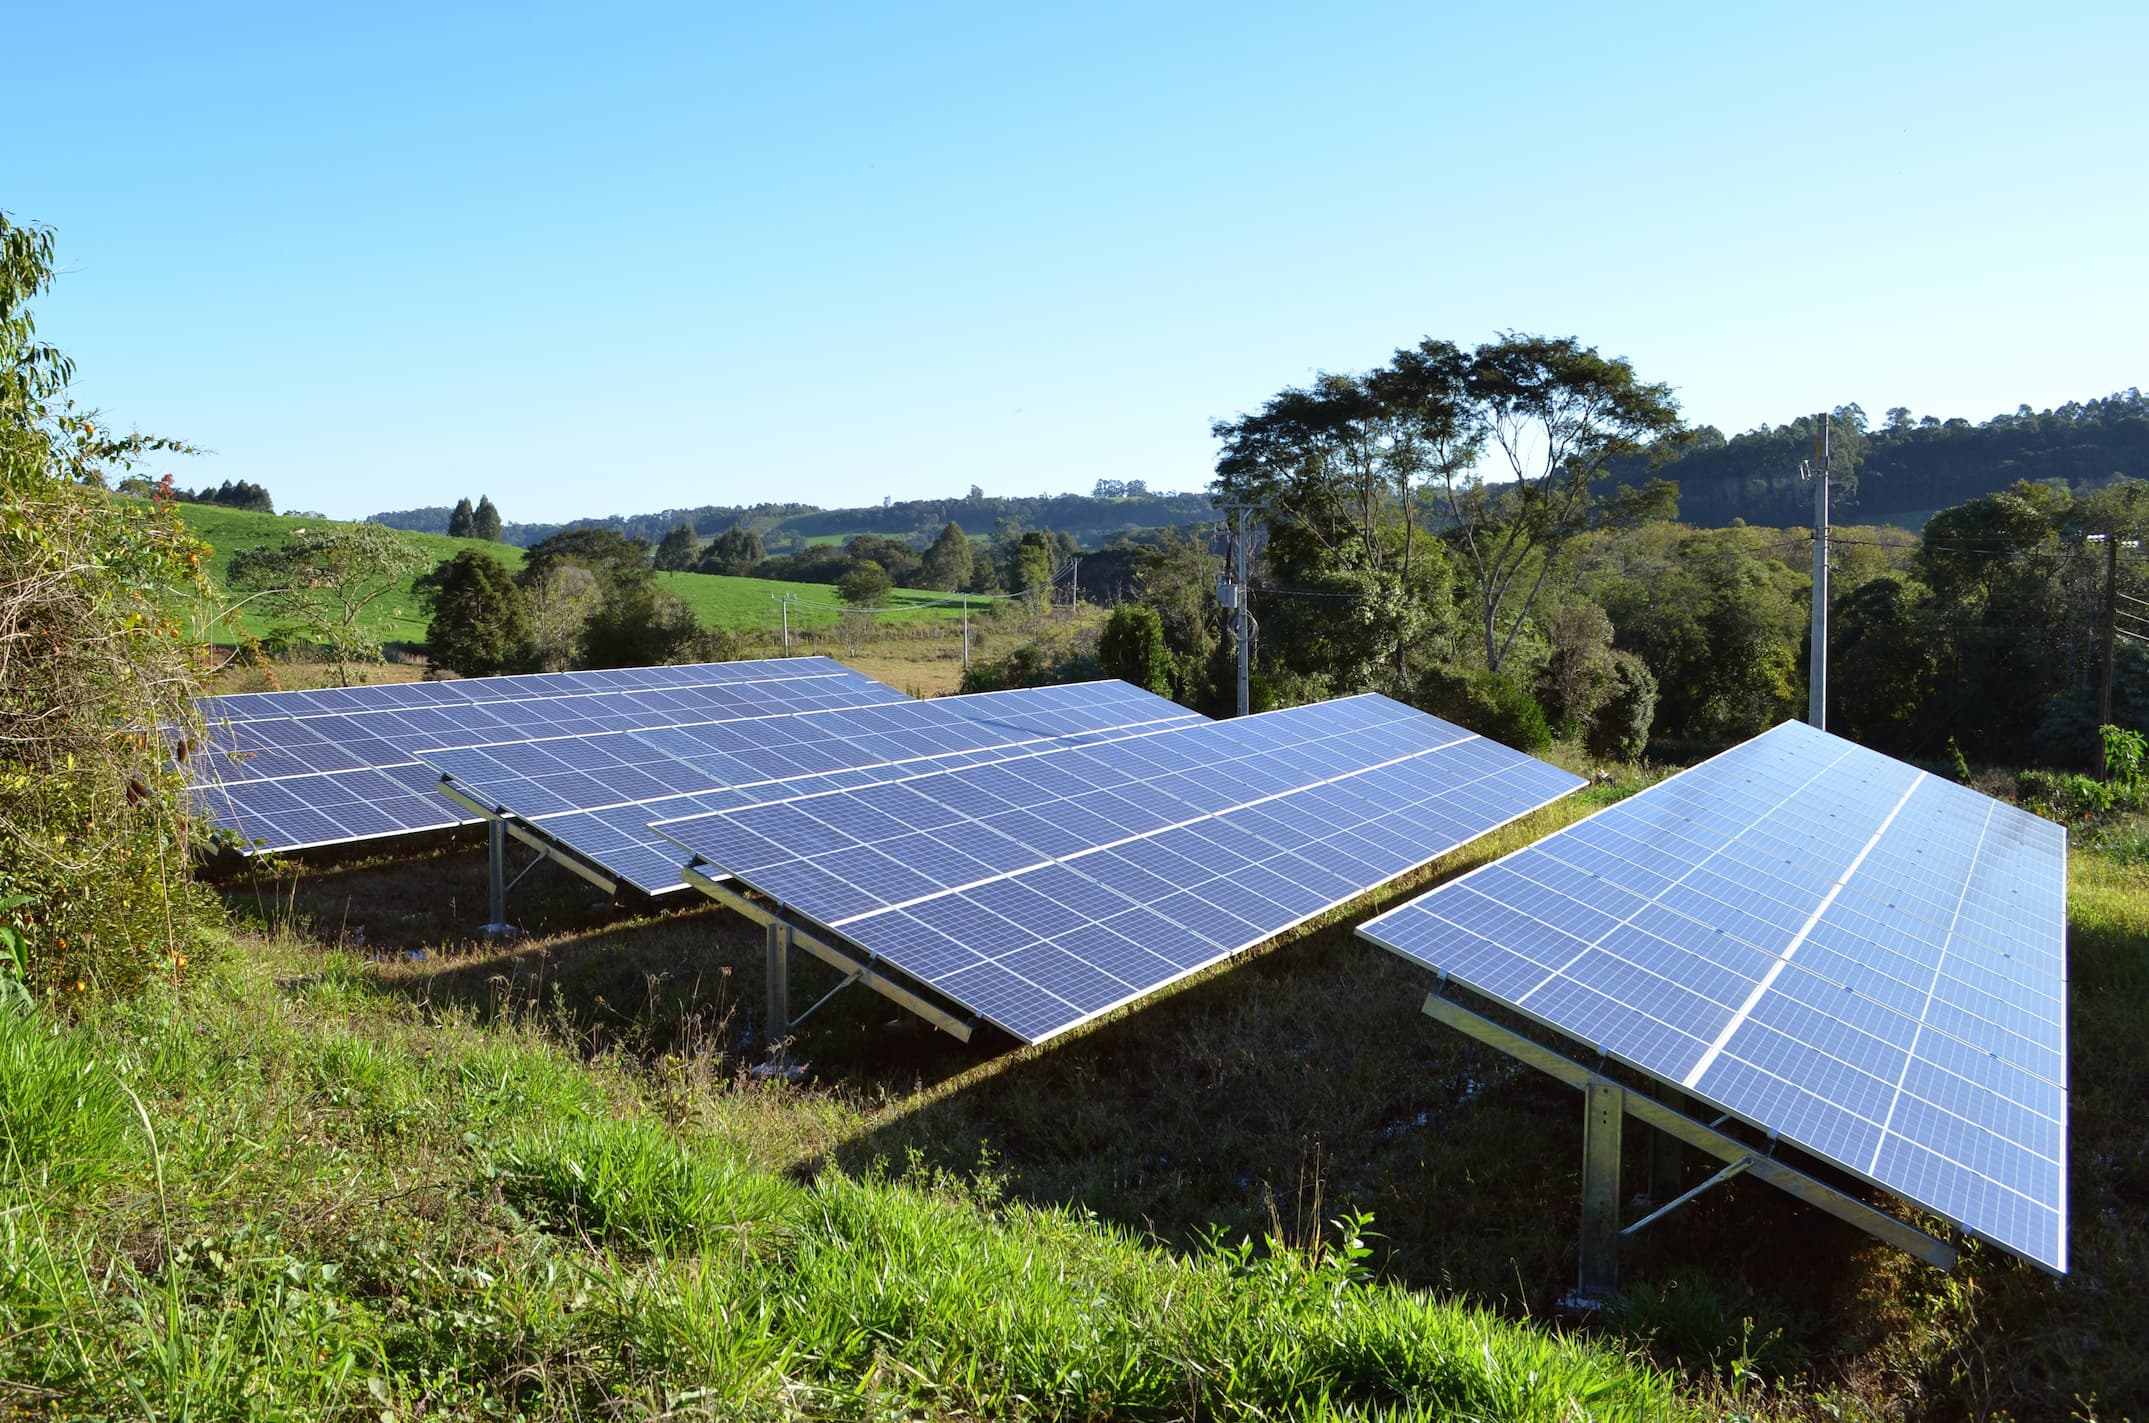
left=1604, top=390, right=2149, bottom=526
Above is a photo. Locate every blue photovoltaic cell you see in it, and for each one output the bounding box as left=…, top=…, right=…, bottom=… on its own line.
left=1357, top=719, right=2069, bottom=1274
left=189, top=658, right=909, bottom=851
left=655, top=694, right=1585, bottom=1044
left=421, top=681, right=1207, bottom=893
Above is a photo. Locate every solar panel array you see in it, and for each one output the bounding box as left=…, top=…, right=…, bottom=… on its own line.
left=1358, top=720, right=2069, bottom=1273
left=190, top=658, right=909, bottom=852
left=421, top=681, right=1206, bottom=894
left=657, top=694, right=1585, bottom=1043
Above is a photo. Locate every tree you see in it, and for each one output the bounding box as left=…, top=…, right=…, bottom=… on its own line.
left=518, top=527, right=651, bottom=590
left=581, top=582, right=730, bottom=668
left=415, top=549, right=533, bottom=677
left=226, top=523, right=428, bottom=685
left=836, top=560, right=892, bottom=607
left=1537, top=597, right=1618, bottom=738
left=920, top=520, right=974, bottom=592
left=472, top=494, right=503, bottom=541
left=447, top=497, right=476, bottom=538
left=1125, top=479, right=1148, bottom=498
left=1093, top=478, right=1125, bottom=499
left=1585, top=651, right=1657, bottom=761
left=1009, top=531, right=1057, bottom=609
left=699, top=523, right=765, bottom=576
left=654, top=520, right=700, bottom=572
left=1097, top=604, right=1173, bottom=694
left=526, top=564, right=602, bottom=672
left=1447, top=334, right=1681, bottom=673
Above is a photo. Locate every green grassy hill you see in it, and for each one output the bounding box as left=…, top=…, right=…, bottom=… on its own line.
left=172, top=503, right=965, bottom=652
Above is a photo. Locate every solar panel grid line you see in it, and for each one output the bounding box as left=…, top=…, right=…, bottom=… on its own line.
left=1359, top=719, right=2069, bottom=1272
left=659, top=697, right=1586, bottom=1043
left=1456, top=775, right=2067, bottom=1092
left=819, top=733, right=1473, bottom=930
left=1682, top=768, right=1927, bottom=1089
left=202, top=672, right=906, bottom=788
left=785, top=746, right=1578, bottom=1044
left=424, top=684, right=1208, bottom=896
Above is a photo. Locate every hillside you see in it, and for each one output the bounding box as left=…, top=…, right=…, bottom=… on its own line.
left=1605, top=389, right=2149, bottom=527
left=370, top=487, right=1217, bottom=552
left=172, top=502, right=966, bottom=652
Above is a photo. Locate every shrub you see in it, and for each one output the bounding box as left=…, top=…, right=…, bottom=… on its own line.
left=415, top=548, right=534, bottom=676
left=835, top=560, right=892, bottom=607
left=1097, top=603, right=1173, bottom=695
left=1416, top=667, right=1553, bottom=752
left=2, top=212, right=220, bottom=1001
left=1586, top=649, right=1659, bottom=761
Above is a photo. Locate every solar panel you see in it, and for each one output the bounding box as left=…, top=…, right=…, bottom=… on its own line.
left=656, top=694, right=1585, bottom=1044
left=190, top=659, right=910, bottom=852
left=1357, top=720, right=2069, bottom=1274
left=421, top=681, right=1207, bottom=894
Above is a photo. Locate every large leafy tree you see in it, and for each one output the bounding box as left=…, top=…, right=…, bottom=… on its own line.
left=471, top=494, right=503, bottom=541
left=920, top=520, right=974, bottom=592
left=519, top=527, right=652, bottom=590
left=1097, top=604, right=1172, bottom=694
left=1448, top=335, right=1681, bottom=673
left=699, top=523, right=765, bottom=576
left=447, top=497, right=476, bottom=538
left=226, top=523, right=427, bottom=685
left=653, top=520, right=700, bottom=572
left=416, top=549, right=533, bottom=677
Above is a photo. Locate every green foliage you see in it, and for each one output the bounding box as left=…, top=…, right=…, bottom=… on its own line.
left=835, top=559, right=892, bottom=607
left=517, top=526, right=651, bottom=590
left=226, top=523, right=429, bottom=684
left=919, top=519, right=973, bottom=591
left=1418, top=667, right=1553, bottom=752
left=1, top=210, right=221, bottom=1002
left=652, top=520, right=699, bottom=572
left=2106, top=723, right=2147, bottom=786
left=471, top=493, right=503, bottom=541
left=1537, top=597, right=1618, bottom=736
left=697, top=521, right=765, bottom=576
left=580, top=581, right=735, bottom=669
left=446, top=496, right=475, bottom=538
left=0, top=1006, right=130, bottom=1195
left=1096, top=603, right=1173, bottom=694
left=489, top=1117, right=796, bottom=1254
left=415, top=549, right=534, bottom=676
left=1585, top=649, right=1658, bottom=760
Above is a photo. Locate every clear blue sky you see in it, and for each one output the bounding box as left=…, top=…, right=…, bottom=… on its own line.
left=11, top=2, right=2145, bottom=523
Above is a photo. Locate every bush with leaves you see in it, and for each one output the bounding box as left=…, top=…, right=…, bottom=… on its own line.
left=836, top=560, right=892, bottom=607
left=1096, top=603, right=1173, bottom=695
left=1585, top=649, right=1658, bottom=761
left=1, top=210, right=219, bottom=1002
left=226, top=522, right=427, bottom=684
left=416, top=549, right=534, bottom=677
left=1416, top=666, right=1553, bottom=752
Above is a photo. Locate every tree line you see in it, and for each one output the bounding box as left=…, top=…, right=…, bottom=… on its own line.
left=964, top=333, right=2148, bottom=772
left=1603, top=390, right=2149, bottom=527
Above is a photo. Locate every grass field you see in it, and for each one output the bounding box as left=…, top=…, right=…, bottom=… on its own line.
left=171, top=502, right=972, bottom=655
left=9, top=769, right=2138, bottom=1417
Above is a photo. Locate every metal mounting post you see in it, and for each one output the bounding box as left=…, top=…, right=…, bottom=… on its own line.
left=766, top=918, right=791, bottom=1054
left=1574, top=1080, right=1624, bottom=1305
left=482, top=818, right=514, bottom=936
left=1650, top=1088, right=1688, bottom=1205
left=1420, top=992, right=1959, bottom=1285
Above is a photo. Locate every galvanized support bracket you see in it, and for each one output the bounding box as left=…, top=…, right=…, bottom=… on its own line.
left=1421, top=991, right=1958, bottom=1290
left=439, top=779, right=620, bottom=937
left=1572, top=1079, right=1624, bottom=1306
left=1622, top=1156, right=1753, bottom=1241
left=681, top=864, right=976, bottom=1044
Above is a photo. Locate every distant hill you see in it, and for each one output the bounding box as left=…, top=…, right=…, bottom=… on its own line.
left=1606, top=389, right=2149, bottom=526
left=370, top=488, right=1215, bottom=551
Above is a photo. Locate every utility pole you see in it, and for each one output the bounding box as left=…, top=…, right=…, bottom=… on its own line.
left=961, top=598, right=970, bottom=670
left=1069, top=557, right=1080, bottom=620
left=1217, top=504, right=1259, bottom=717
left=1804, top=413, right=1831, bottom=731
left=2099, top=532, right=2119, bottom=727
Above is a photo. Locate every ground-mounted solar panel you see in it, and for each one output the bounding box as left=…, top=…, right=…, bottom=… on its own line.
left=420, top=681, right=1207, bottom=894
left=656, top=694, right=1586, bottom=1044
left=1357, top=719, right=2069, bottom=1274
left=190, top=659, right=910, bottom=852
